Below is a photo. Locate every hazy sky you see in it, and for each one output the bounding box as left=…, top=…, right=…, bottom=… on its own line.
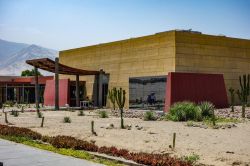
left=0, top=0, right=249, bottom=51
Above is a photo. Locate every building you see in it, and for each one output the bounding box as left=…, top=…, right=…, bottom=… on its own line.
left=58, top=30, right=250, bottom=111
left=28, top=30, right=250, bottom=111
left=0, top=76, right=53, bottom=105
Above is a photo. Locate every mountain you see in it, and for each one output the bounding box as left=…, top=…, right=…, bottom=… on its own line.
left=0, top=39, right=29, bottom=61
left=0, top=39, right=58, bottom=76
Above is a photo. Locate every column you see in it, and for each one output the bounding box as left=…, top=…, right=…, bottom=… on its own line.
left=76, top=74, right=80, bottom=107
left=98, top=69, right=104, bottom=107
left=34, top=67, right=39, bottom=112
left=5, top=84, right=7, bottom=102
left=55, top=57, right=59, bottom=110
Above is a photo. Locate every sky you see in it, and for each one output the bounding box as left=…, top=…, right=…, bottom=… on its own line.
left=0, top=0, right=249, bottom=51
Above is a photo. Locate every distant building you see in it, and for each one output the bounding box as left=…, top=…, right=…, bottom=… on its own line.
left=0, top=76, right=53, bottom=105
left=58, top=30, right=250, bottom=111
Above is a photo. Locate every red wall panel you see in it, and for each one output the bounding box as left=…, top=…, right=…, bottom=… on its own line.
left=44, top=79, right=70, bottom=107
left=165, top=72, right=228, bottom=112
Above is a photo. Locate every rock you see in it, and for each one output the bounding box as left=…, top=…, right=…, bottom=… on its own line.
left=226, top=151, right=234, bottom=154
left=200, top=125, right=208, bottom=129
left=90, top=140, right=96, bottom=144
left=106, top=123, right=114, bottom=129
left=137, top=126, right=143, bottom=130
left=213, top=125, right=220, bottom=129
left=148, top=131, right=157, bottom=134
left=232, top=161, right=241, bottom=165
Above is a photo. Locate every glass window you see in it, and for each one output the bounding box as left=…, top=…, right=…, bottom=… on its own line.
left=129, top=75, right=166, bottom=110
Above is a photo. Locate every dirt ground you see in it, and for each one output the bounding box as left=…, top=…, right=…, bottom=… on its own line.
left=1, top=110, right=250, bottom=166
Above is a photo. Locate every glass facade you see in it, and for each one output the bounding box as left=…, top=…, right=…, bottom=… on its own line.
left=129, top=75, right=166, bottom=110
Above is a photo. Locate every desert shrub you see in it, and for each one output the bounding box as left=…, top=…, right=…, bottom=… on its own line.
left=37, top=111, right=43, bottom=118
left=13, top=111, right=19, bottom=117
left=78, top=110, right=85, bottom=116
left=198, top=101, right=214, bottom=117
left=63, top=116, right=71, bottom=123
left=99, top=111, right=108, bottom=118
left=4, top=101, right=14, bottom=107
left=128, top=152, right=191, bottom=166
left=41, top=135, right=53, bottom=143
left=0, top=124, right=42, bottom=140
left=184, top=153, right=200, bottom=164
left=144, top=111, right=156, bottom=121
left=10, top=110, right=15, bottom=115
left=167, top=102, right=202, bottom=121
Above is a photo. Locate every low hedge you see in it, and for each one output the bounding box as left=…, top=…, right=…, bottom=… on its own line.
left=0, top=124, right=42, bottom=140
left=0, top=124, right=191, bottom=166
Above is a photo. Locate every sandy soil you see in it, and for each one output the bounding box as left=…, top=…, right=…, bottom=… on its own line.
left=1, top=110, right=250, bottom=166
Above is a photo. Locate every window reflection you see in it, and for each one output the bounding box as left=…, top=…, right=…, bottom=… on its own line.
left=129, top=76, right=166, bottom=110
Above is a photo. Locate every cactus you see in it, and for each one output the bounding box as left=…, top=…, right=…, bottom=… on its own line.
left=237, top=74, right=250, bottom=118
left=229, top=87, right=235, bottom=112
left=108, top=88, right=116, bottom=110
left=114, top=87, right=126, bottom=129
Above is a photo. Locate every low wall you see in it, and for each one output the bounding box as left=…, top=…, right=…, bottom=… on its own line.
left=44, top=79, right=70, bottom=107
left=165, top=72, right=228, bottom=112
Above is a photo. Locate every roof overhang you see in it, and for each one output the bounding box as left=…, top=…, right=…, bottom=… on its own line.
left=26, top=58, right=100, bottom=75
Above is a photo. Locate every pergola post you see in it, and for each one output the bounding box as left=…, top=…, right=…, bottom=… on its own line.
left=55, top=57, right=59, bottom=110
left=34, top=67, right=39, bottom=112
left=98, top=69, right=104, bottom=107
left=22, top=84, right=25, bottom=103
left=5, top=84, right=7, bottom=102
left=76, top=74, right=80, bottom=107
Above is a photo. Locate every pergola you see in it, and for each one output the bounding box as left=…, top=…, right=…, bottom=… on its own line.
left=26, top=58, right=103, bottom=111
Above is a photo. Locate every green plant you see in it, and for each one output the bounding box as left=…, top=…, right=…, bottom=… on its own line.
left=143, top=111, right=156, bottom=121
left=167, top=102, right=202, bottom=121
left=186, top=121, right=194, bottom=127
left=21, top=106, right=24, bottom=113
left=63, top=116, right=71, bottom=123
left=184, top=153, right=200, bottom=164
left=37, top=111, right=43, bottom=118
left=25, top=90, right=30, bottom=104
left=114, top=88, right=126, bottom=129
left=198, top=101, right=215, bottom=118
left=99, top=111, right=108, bottom=118
left=229, top=87, right=235, bottom=112
left=13, top=111, right=19, bottom=117
left=78, top=110, right=85, bottom=116
left=237, top=74, right=250, bottom=118
left=10, top=110, right=15, bottom=115
left=4, top=101, right=14, bottom=107
left=108, top=88, right=116, bottom=110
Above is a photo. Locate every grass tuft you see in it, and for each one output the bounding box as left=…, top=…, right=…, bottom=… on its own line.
left=99, top=111, right=108, bottom=118
left=63, top=116, right=71, bottom=123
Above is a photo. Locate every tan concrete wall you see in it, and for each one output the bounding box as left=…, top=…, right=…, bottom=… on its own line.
left=59, top=31, right=176, bottom=107
left=175, top=31, right=250, bottom=103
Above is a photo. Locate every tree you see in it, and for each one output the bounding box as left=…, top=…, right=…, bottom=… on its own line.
left=21, top=69, right=42, bottom=76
